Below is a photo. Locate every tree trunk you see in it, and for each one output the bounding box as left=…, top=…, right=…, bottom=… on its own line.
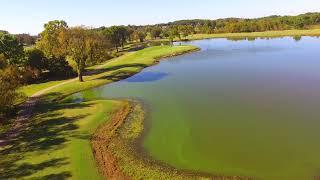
left=78, top=67, right=83, bottom=82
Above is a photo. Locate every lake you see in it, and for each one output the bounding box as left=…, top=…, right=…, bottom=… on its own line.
left=74, top=37, right=320, bottom=179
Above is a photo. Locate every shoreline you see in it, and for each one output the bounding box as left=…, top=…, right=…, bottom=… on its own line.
left=170, top=29, right=320, bottom=42
left=87, top=46, right=253, bottom=179
left=91, top=101, right=253, bottom=179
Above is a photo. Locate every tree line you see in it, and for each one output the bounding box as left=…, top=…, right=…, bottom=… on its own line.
left=0, top=20, right=168, bottom=118
left=0, top=20, right=127, bottom=118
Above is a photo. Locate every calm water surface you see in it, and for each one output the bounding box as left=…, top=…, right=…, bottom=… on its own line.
left=76, top=37, right=320, bottom=179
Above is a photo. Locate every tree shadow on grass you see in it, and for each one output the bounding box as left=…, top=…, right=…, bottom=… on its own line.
left=0, top=92, right=96, bottom=179
left=85, top=63, right=148, bottom=76
left=96, top=70, right=136, bottom=82
left=1, top=156, right=71, bottom=179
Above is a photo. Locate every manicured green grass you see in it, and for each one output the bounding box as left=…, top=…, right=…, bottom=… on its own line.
left=185, top=29, right=320, bottom=40
left=19, top=79, right=70, bottom=97
left=0, top=98, right=122, bottom=179
left=1, top=45, right=198, bottom=179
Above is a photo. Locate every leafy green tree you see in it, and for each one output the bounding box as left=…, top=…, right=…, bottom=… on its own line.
left=36, top=20, right=68, bottom=58
left=127, top=28, right=135, bottom=42
left=15, top=34, right=37, bottom=46
left=118, top=26, right=129, bottom=47
left=294, top=17, right=305, bottom=29
left=102, top=26, right=128, bottom=52
left=21, top=48, right=47, bottom=82
left=46, top=56, right=75, bottom=78
left=170, top=26, right=181, bottom=41
left=0, top=60, right=22, bottom=118
left=0, top=32, right=24, bottom=65
left=179, top=25, right=194, bottom=39
left=150, top=27, right=162, bottom=39
left=133, top=30, right=146, bottom=42
left=25, top=48, right=47, bottom=71
left=63, top=27, right=110, bottom=82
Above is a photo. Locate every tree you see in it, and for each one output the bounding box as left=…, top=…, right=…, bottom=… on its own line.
left=127, top=28, right=134, bottom=42
left=36, top=20, right=76, bottom=79
left=36, top=20, right=68, bottom=58
left=117, top=26, right=129, bottom=47
left=25, top=48, right=46, bottom=71
left=179, top=25, right=194, bottom=39
left=0, top=58, right=22, bottom=118
left=22, top=48, right=47, bottom=82
left=63, top=27, right=110, bottom=82
left=102, top=26, right=127, bottom=52
left=133, top=30, right=146, bottom=42
left=0, top=32, right=24, bottom=65
left=150, top=27, right=162, bottom=39
left=168, top=26, right=180, bottom=43
left=293, top=17, right=305, bottom=29
left=15, top=34, right=37, bottom=46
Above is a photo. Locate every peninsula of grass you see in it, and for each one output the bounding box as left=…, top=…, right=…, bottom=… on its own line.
left=0, top=45, right=199, bottom=179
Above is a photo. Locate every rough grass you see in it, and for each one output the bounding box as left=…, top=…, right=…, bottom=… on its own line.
left=1, top=45, right=199, bottom=179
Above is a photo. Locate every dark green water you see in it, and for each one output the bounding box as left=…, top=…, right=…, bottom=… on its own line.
left=75, top=37, right=320, bottom=179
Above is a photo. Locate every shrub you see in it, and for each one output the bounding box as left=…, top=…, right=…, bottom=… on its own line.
left=0, top=65, right=22, bottom=119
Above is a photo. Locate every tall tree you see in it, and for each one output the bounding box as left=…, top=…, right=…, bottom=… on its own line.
left=0, top=56, right=22, bottom=118
left=133, top=30, right=146, bottom=42
left=15, top=34, right=37, bottom=46
left=102, top=26, right=122, bottom=52
left=63, top=27, right=110, bottom=82
left=150, top=27, right=162, bottom=39
left=0, top=32, right=24, bottom=65
left=36, top=20, right=68, bottom=58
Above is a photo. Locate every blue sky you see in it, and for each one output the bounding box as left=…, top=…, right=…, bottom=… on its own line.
left=1, top=0, right=320, bottom=35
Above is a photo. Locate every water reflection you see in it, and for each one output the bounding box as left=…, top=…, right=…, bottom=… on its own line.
left=123, top=72, right=169, bottom=83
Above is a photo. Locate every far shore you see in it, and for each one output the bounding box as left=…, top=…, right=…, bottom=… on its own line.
left=152, top=29, right=320, bottom=42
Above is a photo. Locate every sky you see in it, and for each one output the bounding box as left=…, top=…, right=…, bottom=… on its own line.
left=1, top=0, right=320, bottom=35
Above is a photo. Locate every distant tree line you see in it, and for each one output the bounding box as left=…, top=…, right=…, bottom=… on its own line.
left=165, top=12, right=320, bottom=33
left=96, top=12, right=320, bottom=43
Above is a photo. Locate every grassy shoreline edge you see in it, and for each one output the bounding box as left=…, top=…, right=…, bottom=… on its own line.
left=92, top=101, right=253, bottom=179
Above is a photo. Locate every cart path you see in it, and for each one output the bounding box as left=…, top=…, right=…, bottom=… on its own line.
left=0, top=78, right=78, bottom=147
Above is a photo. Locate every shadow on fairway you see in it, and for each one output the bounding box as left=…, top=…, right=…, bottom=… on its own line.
left=0, top=92, right=94, bottom=179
